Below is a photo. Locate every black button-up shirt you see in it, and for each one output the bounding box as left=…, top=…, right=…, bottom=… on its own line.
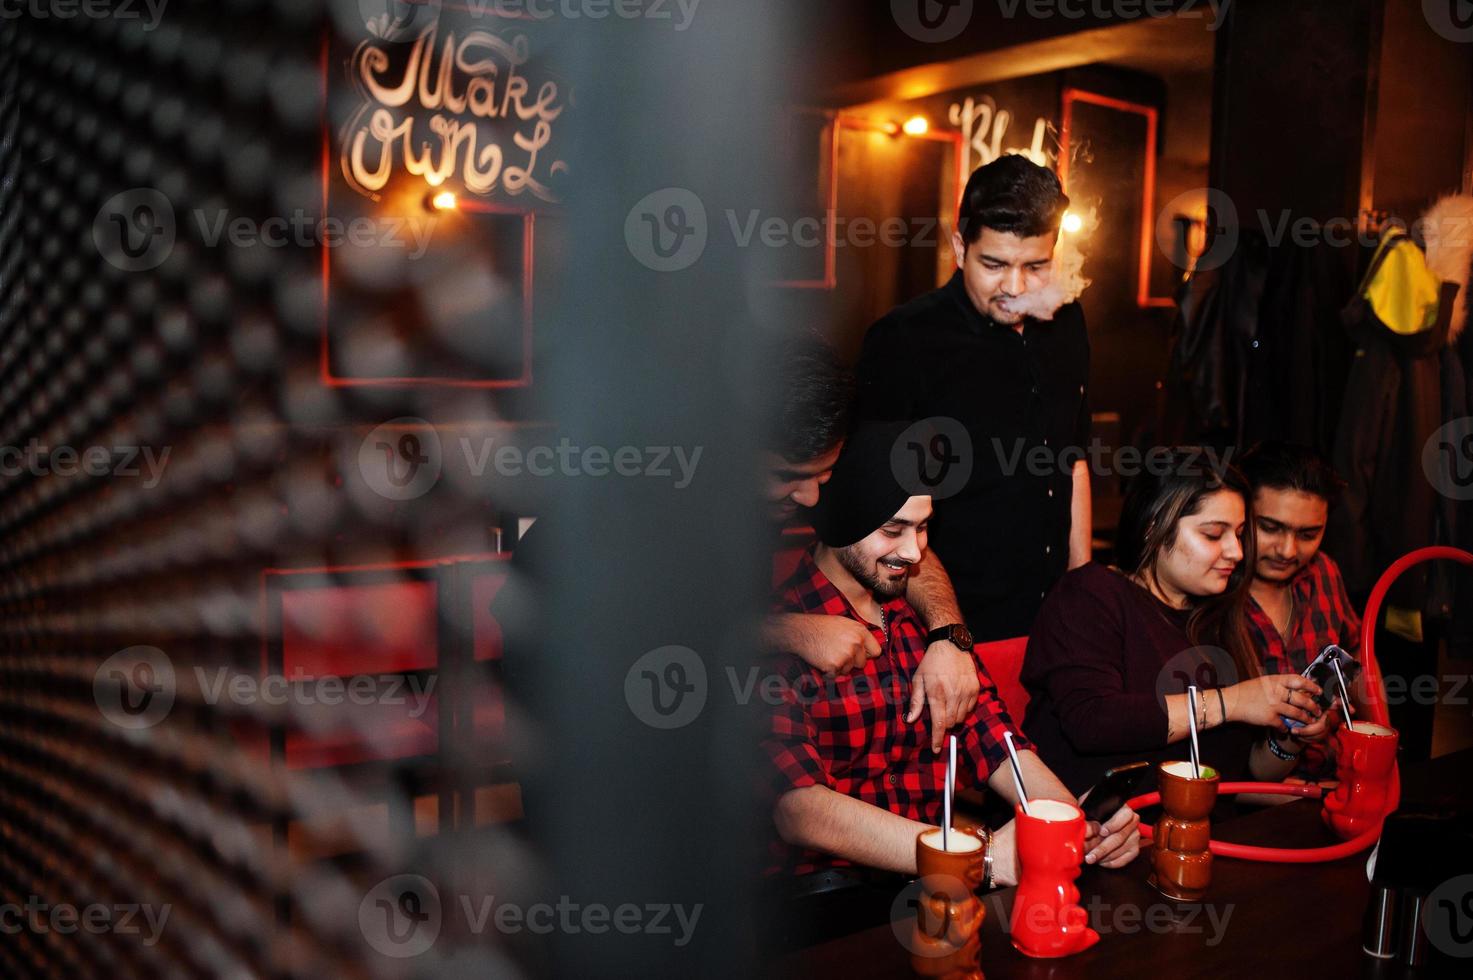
left=853, top=271, right=1091, bottom=641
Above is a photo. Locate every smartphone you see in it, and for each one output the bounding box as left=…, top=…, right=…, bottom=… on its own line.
left=1081, top=761, right=1149, bottom=823
left=1282, top=644, right=1362, bottom=730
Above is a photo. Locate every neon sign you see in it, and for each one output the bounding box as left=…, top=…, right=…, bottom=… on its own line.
left=341, top=24, right=569, bottom=202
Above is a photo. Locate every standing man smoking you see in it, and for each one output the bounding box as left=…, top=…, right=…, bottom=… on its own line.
left=854, top=155, right=1092, bottom=641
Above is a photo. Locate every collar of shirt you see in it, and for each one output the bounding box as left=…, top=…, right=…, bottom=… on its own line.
left=1250, top=554, right=1323, bottom=621
left=1247, top=552, right=1340, bottom=673
left=1246, top=594, right=1289, bottom=670
left=777, top=546, right=913, bottom=639
left=945, top=269, right=1002, bottom=336
left=943, top=268, right=1036, bottom=339
left=1288, top=557, right=1321, bottom=597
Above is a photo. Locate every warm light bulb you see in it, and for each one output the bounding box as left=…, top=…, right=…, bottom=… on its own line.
left=902, top=115, right=929, bottom=136
left=425, top=173, right=445, bottom=188
left=1061, top=211, right=1084, bottom=234
left=431, top=191, right=458, bottom=211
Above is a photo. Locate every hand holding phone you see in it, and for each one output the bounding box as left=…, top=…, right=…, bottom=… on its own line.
left=1282, top=645, right=1361, bottom=731
left=1081, top=762, right=1149, bottom=823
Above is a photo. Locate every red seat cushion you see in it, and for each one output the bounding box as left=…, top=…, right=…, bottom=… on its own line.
left=975, top=636, right=1031, bottom=723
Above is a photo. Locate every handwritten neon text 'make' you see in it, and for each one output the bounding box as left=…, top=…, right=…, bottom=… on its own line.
left=345, top=26, right=568, bottom=200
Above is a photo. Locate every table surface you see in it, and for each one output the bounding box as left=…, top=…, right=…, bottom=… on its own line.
left=776, top=750, right=1473, bottom=979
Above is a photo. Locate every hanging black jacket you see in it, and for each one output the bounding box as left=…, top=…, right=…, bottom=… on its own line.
left=1161, top=229, right=1355, bottom=454
left=1325, top=277, right=1452, bottom=608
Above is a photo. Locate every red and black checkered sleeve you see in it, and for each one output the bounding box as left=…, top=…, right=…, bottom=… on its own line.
left=761, top=661, right=836, bottom=799
left=960, top=661, right=1033, bottom=783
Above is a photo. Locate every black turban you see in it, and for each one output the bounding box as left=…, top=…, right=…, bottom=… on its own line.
left=812, top=420, right=927, bottom=548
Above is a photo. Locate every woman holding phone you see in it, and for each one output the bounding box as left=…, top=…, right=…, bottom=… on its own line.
left=1020, top=451, right=1329, bottom=794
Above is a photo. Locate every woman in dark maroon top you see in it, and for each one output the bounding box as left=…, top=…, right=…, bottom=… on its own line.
left=1021, top=452, right=1327, bottom=794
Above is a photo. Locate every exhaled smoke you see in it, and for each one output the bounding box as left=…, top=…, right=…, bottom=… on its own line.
left=1005, top=206, right=1098, bottom=321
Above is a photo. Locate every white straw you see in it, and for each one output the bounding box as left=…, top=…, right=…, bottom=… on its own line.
left=1004, top=731, right=1032, bottom=817
left=1330, top=658, right=1356, bottom=733
left=943, top=734, right=956, bottom=850
left=1186, top=685, right=1202, bottom=778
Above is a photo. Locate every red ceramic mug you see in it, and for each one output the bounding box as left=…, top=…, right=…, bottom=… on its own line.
left=1009, top=799, right=1100, bottom=958
left=1322, top=722, right=1398, bottom=840
left=909, top=827, right=986, bottom=980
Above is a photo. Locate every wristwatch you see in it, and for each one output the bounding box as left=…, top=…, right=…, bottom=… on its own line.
left=926, top=624, right=974, bottom=650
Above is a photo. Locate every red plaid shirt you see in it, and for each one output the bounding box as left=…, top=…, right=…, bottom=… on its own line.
left=1246, top=552, right=1362, bottom=778
left=762, top=546, right=1031, bottom=876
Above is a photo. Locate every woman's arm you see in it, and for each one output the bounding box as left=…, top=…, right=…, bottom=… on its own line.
left=1032, top=577, right=1322, bottom=756
left=1171, top=679, right=1325, bottom=746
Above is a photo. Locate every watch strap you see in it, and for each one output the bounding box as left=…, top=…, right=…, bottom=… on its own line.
left=926, top=624, right=971, bottom=648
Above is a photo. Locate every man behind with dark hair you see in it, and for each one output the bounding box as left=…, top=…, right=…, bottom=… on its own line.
left=1239, top=441, right=1362, bottom=779
left=854, top=154, right=1092, bottom=642
left=761, top=336, right=854, bottom=525
left=761, top=335, right=983, bottom=750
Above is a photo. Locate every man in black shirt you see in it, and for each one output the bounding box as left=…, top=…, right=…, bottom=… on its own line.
left=854, top=155, right=1092, bottom=641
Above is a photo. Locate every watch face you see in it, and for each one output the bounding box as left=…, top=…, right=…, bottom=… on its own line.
left=952, top=625, right=973, bottom=649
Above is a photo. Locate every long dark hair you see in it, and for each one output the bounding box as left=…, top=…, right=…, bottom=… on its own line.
left=1115, top=450, right=1260, bottom=682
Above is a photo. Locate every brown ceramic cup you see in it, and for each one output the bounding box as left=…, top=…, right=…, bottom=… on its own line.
left=1148, top=759, right=1219, bottom=902
left=909, top=827, right=986, bottom=980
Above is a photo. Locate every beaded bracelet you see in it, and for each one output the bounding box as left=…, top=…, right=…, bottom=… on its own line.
left=1265, top=733, right=1300, bottom=762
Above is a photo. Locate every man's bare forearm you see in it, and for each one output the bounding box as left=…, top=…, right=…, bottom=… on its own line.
left=773, top=786, right=929, bottom=874
left=762, top=612, right=810, bottom=657
left=908, top=551, right=964, bottom=630
left=986, top=749, right=1076, bottom=808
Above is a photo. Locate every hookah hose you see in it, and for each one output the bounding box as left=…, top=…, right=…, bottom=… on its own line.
left=1123, top=547, right=1473, bottom=863
left=1124, top=781, right=1389, bottom=862
left=1357, top=546, right=1473, bottom=728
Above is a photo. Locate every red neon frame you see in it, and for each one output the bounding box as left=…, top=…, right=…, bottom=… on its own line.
left=259, top=552, right=510, bottom=678
left=1058, top=88, right=1174, bottom=310
left=317, top=27, right=539, bottom=389
left=258, top=551, right=515, bottom=840
left=776, top=113, right=966, bottom=291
